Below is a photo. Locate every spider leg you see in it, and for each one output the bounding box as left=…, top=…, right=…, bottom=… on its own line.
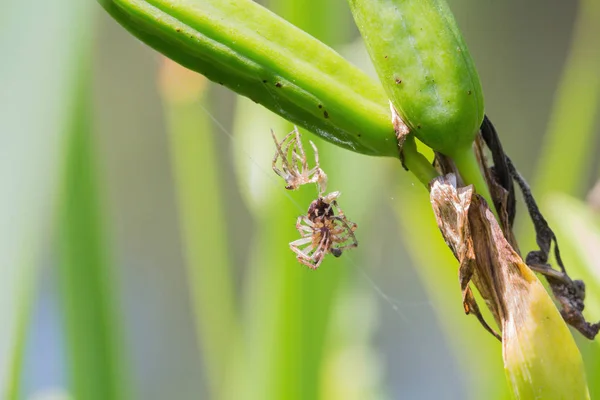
left=311, top=234, right=331, bottom=269
left=291, top=241, right=319, bottom=270
left=296, top=215, right=315, bottom=230
left=307, top=168, right=328, bottom=196
left=309, top=140, right=320, bottom=166
left=290, top=240, right=314, bottom=259
left=324, top=199, right=339, bottom=217
left=297, top=226, right=314, bottom=236
left=330, top=217, right=359, bottom=251
left=272, top=129, right=300, bottom=187
left=331, top=230, right=357, bottom=246
left=321, top=192, right=341, bottom=208
left=332, top=202, right=346, bottom=217
left=292, top=127, right=308, bottom=172
left=308, top=140, right=328, bottom=195
left=330, top=227, right=349, bottom=236
left=281, top=131, right=297, bottom=175
left=272, top=129, right=294, bottom=165
left=297, top=225, right=314, bottom=235
left=290, top=236, right=313, bottom=247
left=271, top=130, right=289, bottom=177
left=275, top=129, right=309, bottom=189
left=296, top=255, right=319, bottom=270
left=284, top=129, right=303, bottom=173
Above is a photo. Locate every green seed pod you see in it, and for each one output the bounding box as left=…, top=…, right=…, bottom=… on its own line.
left=97, top=0, right=399, bottom=157
left=348, top=0, right=484, bottom=158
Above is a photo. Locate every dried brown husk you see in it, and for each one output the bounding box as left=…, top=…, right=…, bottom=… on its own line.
left=429, top=173, right=530, bottom=339
left=430, top=174, right=589, bottom=399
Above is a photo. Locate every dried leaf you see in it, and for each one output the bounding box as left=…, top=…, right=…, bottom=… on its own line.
left=507, top=157, right=600, bottom=339
left=430, top=174, right=501, bottom=339
left=480, top=116, right=516, bottom=225
left=430, top=174, right=566, bottom=342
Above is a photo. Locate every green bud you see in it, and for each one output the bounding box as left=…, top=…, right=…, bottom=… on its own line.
left=348, top=0, right=485, bottom=158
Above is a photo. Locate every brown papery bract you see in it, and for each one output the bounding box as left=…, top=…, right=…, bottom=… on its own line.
left=430, top=174, right=589, bottom=399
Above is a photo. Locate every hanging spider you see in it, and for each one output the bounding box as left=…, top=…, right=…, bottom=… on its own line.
left=271, top=127, right=358, bottom=268
left=289, top=191, right=358, bottom=270
left=271, top=126, right=328, bottom=194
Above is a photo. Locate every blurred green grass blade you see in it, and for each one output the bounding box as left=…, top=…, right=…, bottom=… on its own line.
left=4, top=269, right=36, bottom=400
left=531, top=0, right=600, bottom=198
left=58, top=58, right=128, bottom=400
left=517, top=0, right=600, bottom=394
left=228, top=103, right=293, bottom=400
left=159, top=60, right=238, bottom=399
left=393, top=175, right=510, bottom=400
left=96, top=0, right=397, bottom=157
left=543, top=194, right=600, bottom=398
left=543, top=195, right=600, bottom=318
left=1, top=1, right=93, bottom=394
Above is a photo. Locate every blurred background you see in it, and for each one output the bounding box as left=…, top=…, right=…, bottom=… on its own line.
left=2, top=0, right=599, bottom=399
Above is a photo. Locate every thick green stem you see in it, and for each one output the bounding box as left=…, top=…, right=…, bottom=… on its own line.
left=403, top=136, right=440, bottom=187
left=453, top=146, right=498, bottom=218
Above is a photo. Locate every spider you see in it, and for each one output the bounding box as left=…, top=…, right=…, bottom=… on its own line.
left=289, top=191, right=358, bottom=270
left=271, top=126, right=328, bottom=194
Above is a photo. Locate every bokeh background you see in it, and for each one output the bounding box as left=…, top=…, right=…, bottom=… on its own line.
left=2, top=0, right=600, bottom=399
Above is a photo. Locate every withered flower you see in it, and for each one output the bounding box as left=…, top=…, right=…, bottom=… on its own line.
left=431, top=173, right=589, bottom=399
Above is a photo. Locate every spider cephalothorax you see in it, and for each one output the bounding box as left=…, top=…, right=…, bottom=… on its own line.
left=290, top=191, right=358, bottom=269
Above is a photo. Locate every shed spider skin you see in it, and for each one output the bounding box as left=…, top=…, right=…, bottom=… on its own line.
left=271, top=127, right=327, bottom=194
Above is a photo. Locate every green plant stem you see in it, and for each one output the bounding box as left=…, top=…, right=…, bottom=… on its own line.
left=403, top=136, right=440, bottom=186
left=453, top=146, right=498, bottom=218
